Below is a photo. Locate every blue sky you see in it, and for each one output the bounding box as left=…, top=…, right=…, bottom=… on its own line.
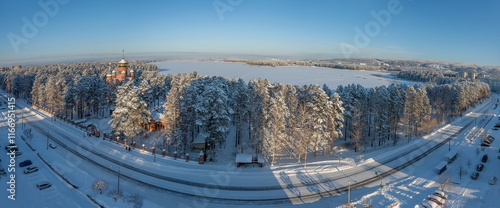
left=1, top=0, right=499, bottom=66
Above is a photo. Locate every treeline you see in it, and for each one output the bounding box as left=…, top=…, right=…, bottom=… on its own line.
left=397, top=70, right=456, bottom=83
left=221, top=58, right=500, bottom=78
left=0, top=61, right=162, bottom=120
left=222, top=58, right=382, bottom=71
left=0, top=61, right=492, bottom=165
left=336, top=82, right=490, bottom=151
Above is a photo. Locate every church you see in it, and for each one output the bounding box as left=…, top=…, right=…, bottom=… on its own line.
left=106, top=50, right=135, bottom=84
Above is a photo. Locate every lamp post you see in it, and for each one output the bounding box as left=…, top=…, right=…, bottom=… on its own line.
left=375, top=171, right=384, bottom=190
left=109, top=165, right=121, bottom=193
left=448, top=139, right=451, bottom=151
left=348, top=180, right=353, bottom=205
left=46, top=132, right=49, bottom=150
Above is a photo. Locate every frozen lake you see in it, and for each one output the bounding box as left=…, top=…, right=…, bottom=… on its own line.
left=154, top=61, right=418, bottom=89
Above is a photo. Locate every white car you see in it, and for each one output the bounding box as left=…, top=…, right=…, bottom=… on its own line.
left=433, top=190, right=448, bottom=200
left=428, top=195, right=446, bottom=205
left=418, top=200, right=441, bottom=208
left=24, top=166, right=38, bottom=174
left=36, top=181, right=51, bottom=190
left=489, top=176, right=497, bottom=185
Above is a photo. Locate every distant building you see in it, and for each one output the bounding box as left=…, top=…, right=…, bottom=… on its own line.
left=105, top=50, right=135, bottom=84
left=12, top=65, right=22, bottom=70
left=458, top=71, right=468, bottom=78
left=468, top=72, right=477, bottom=80
left=359, top=63, right=366, bottom=66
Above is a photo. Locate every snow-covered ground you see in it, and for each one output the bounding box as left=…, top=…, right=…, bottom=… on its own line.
left=154, top=61, right=420, bottom=89
left=1, top=90, right=498, bottom=207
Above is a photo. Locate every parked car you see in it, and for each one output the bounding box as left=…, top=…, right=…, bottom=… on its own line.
left=6, top=146, right=18, bottom=152
left=19, top=160, right=32, bottom=167
left=23, top=166, right=38, bottom=174
left=428, top=195, right=446, bottom=205
left=489, top=177, right=497, bottom=185
left=481, top=142, right=491, bottom=147
left=0, top=166, right=5, bottom=175
left=419, top=200, right=440, bottom=208
left=471, top=172, right=480, bottom=180
left=476, top=164, right=485, bottom=171
left=433, top=190, right=448, bottom=200
left=36, top=181, right=51, bottom=190
left=493, top=127, right=499, bottom=130
left=5, top=144, right=16, bottom=150
left=482, top=154, right=488, bottom=163
left=14, top=151, right=22, bottom=156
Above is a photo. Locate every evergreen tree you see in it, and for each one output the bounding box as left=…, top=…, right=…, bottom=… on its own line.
left=110, top=81, right=151, bottom=143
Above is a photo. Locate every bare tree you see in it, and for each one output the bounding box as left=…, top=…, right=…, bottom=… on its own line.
left=93, top=180, right=108, bottom=195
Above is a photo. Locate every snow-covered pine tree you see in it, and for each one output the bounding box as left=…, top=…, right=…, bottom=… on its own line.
left=327, top=92, right=344, bottom=153
left=264, top=83, right=289, bottom=165
left=387, top=83, right=406, bottom=145
left=248, top=79, right=271, bottom=155
left=162, top=72, right=200, bottom=153
left=306, top=84, right=332, bottom=157
left=109, top=81, right=151, bottom=143
left=64, top=79, right=78, bottom=119
left=193, top=77, right=231, bottom=162
left=233, top=78, right=251, bottom=149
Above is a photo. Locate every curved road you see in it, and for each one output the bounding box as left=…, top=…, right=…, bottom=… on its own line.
left=9, top=94, right=496, bottom=204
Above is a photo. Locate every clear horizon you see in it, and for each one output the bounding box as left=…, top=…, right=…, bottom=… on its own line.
left=1, top=0, right=499, bottom=66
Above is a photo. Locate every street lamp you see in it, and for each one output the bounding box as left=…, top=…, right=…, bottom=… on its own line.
left=109, top=165, right=121, bottom=193
left=348, top=180, right=357, bottom=206
left=375, top=171, right=384, bottom=190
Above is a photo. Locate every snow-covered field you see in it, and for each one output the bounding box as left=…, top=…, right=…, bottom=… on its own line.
left=1, top=90, right=499, bottom=207
left=154, top=61, right=420, bottom=89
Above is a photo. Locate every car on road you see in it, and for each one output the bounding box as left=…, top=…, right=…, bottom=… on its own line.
left=19, top=160, right=32, bottom=167
left=489, top=176, right=497, bottom=185
left=427, top=195, right=446, bottom=205
left=476, top=164, right=484, bottom=171
left=36, top=181, right=51, bottom=190
left=433, top=190, right=448, bottom=200
left=23, top=166, right=38, bottom=174
left=0, top=167, right=6, bottom=175
left=493, top=127, right=499, bottom=130
left=14, top=151, right=22, bottom=156
left=471, top=172, right=480, bottom=180
left=482, top=154, right=488, bottom=163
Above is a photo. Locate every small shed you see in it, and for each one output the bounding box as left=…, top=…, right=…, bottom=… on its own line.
left=435, top=161, right=448, bottom=175
left=235, top=153, right=265, bottom=167
left=192, top=135, right=206, bottom=150
left=444, top=149, right=459, bottom=164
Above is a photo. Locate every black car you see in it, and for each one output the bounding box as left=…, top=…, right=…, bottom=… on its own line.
left=476, top=164, right=484, bottom=171
left=471, top=172, right=480, bottom=180
left=19, top=160, right=32, bottom=167
left=5, top=144, right=16, bottom=150
left=482, top=155, right=488, bottom=163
